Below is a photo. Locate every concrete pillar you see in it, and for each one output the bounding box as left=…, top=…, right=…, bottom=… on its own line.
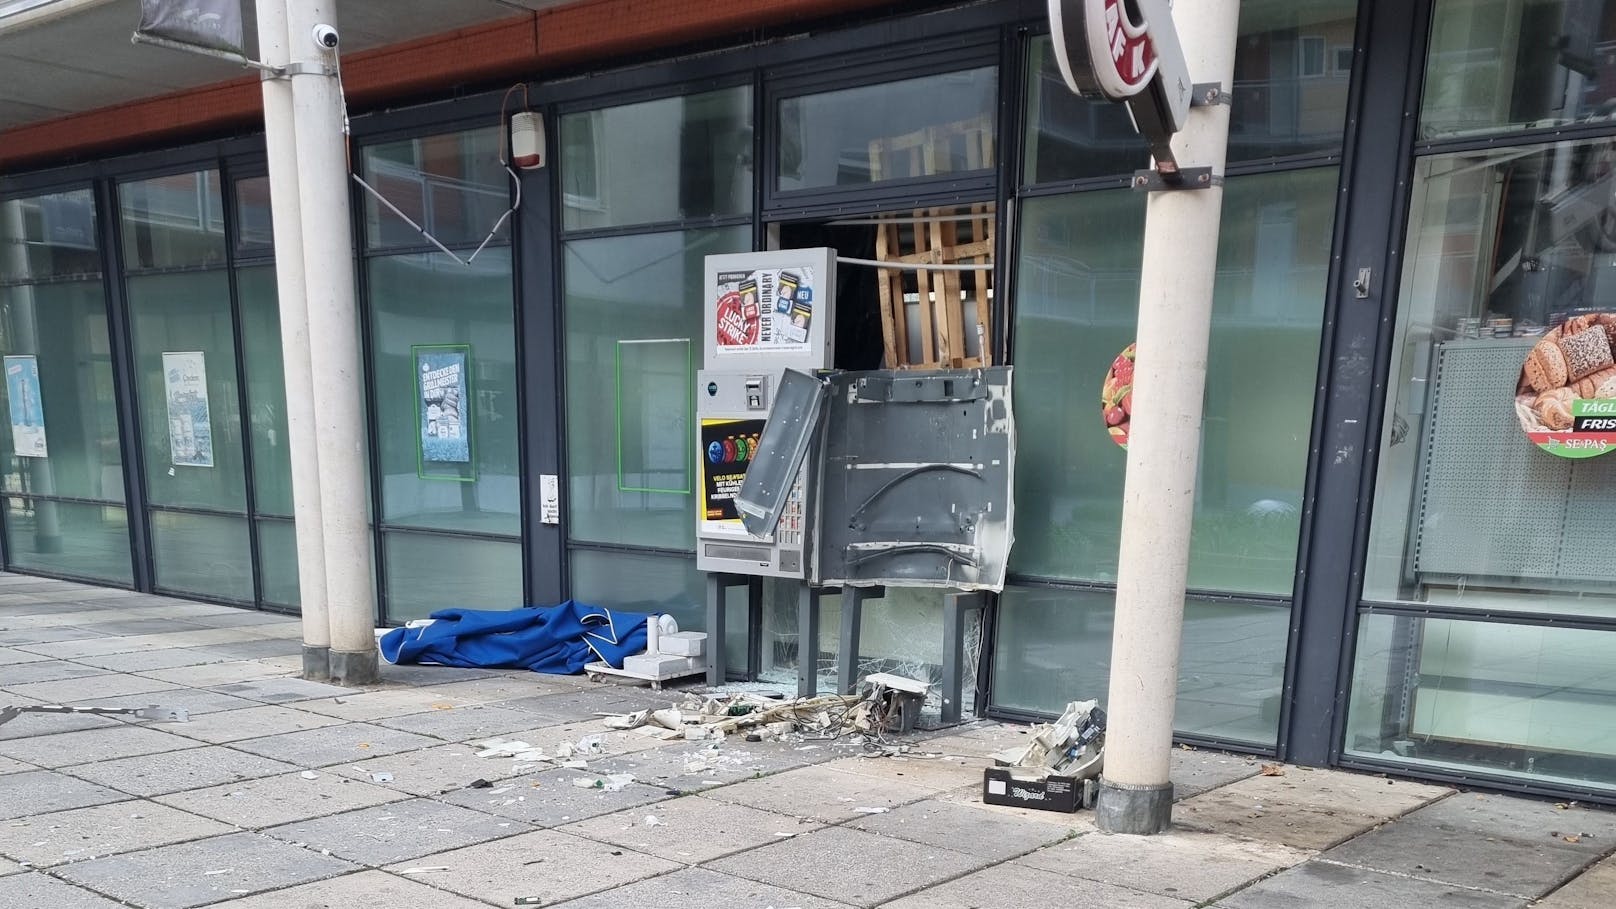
left=255, top=0, right=332, bottom=681
left=284, top=0, right=378, bottom=684
left=1094, top=0, right=1240, bottom=835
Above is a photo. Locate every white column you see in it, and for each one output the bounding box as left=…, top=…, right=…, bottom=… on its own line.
left=284, top=0, right=378, bottom=684
left=1095, top=0, right=1241, bottom=835
left=256, top=0, right=332, bottom=679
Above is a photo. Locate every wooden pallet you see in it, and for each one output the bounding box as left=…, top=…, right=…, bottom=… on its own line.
left=868, top=117, right=996, bottom=369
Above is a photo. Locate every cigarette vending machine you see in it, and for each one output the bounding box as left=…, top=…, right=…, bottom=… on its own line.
left=695, top=248, right=836, bottom=578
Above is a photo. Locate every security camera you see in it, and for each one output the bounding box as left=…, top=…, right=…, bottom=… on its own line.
left=312, top=24, right=339, bottom=49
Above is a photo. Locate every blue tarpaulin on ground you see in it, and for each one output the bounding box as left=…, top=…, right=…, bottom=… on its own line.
left=378, top=601, right=652, bottom=675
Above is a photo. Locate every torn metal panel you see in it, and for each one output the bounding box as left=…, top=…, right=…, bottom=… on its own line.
left=735, top=369, right=828, bottom=538
left=0, top=703, right=189, bottom=726
left=816, top=366, right=1015, bottom=590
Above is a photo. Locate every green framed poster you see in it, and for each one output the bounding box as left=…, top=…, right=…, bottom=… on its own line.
left=414, top=343, right=476, bottom=481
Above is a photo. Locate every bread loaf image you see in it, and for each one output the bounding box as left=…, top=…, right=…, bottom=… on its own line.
left=1559, top=326, right=1615, bottom=382
left=1575, top=365, right=1616, bottom=398
left=1524, top=336, right=1569, bottom=392
left=1534, top=387, right=1577, bottom=431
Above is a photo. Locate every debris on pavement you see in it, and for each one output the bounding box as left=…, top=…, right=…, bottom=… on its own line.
left=982, top=700, right=1106, bottom=813
left=0, top=703, right=190, bottom=727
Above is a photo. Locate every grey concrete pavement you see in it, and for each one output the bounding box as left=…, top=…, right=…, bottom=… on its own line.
left=0, top=572, right=1612, bottom=908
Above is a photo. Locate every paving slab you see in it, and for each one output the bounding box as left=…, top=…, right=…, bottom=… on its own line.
left=219, top=869, right=495, bottom=909
left=70, top=647, right=243, bottom=673
left=90, top=689, right=263, bottom=717
left=383, top=829, right=680, bottom=905
left=822, top=752, right=988, bottom=793
left=22, top=628, right=265, bottom=659
left=1213, top=859, right=1529, bottom=909
left=437, top=766, right=673, bottom=826
left=490, top=719, right=675, bottom=758
left=585, top=737, right=822, bottom=791
left=0, top=660, right=113, bottom=686
left=883, top=861, right=1193, bottom=909
left=845, top=797, right=1081, bottom=860
left=0, top=755, right=37, bottom=775
left=1533, top=856, right=1616, bottom=909
left=0, top=858, right=19, bottom=876
left=709, top=824, right=991, bottom=907
left=0, top=871, right=131, bottom=908
left=0, top=801, right=233, bottom=867
left=0, top=706, right=122, bottom=740
left=55, top=831, right=358, bottom=909
left=209, top=677, right=360, bottom=703
left=90, top=618, right=211, bottom=636
left=263, top=797, right=529, bottom=865
left=60, top=745, right=302, bottom=797
left=1171, top=748, right=1267, bottom=799
left=297, top=689, right=479, bottom=722
left=154, top=770, right=405, bottom=828
left=167, top=611, right=299, bottom=629
left=0, top=770, right=131, bottom=820
left=0, top=647, right=52, bottom=664
left=1403, top=792, right=1616, bottom=844
left=703, top=763, right=937, bottom=823
left=1, top=671, right=180, bottom=704
left=560, top=793, right=822, bottom=863
left=499, top=687, right=669, bottom=724
left=374, top=703, right=546, bottom=742
left=0, top=625, right=109, bottom=646
left=415, top=674, right=585, bottom=703
left=1324, top=795, right=1608, bottom=899
left=1018, top=828, right=1312, bottom=902
left=374, top=663, right=502, bottom=686
left=227, top=721, right=439, bottom=767
left=198, top=638, right=303, bottom=661
left=1173, top=768, right=1449, bottom=851
left=140, top=661, right=294, bottom=688
left=547, top=866, right=857, bottom=909
left=164, top=705, right=347, bottom=744
left=0, top=724, right=201, bottom=768
left=327, top=741, right=542, bottom=796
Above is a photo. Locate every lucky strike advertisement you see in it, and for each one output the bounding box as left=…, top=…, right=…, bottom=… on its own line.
left=1515, top=313, right=1616, bottom=459
left=712, top=266, right=815, bottom=354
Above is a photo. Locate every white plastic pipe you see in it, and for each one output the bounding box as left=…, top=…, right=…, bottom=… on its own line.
left=285, top=0, right=378, bottom=684
left=255, top=0, right=331, bottom=677
left=1096, top=0, right=1240, bottom=834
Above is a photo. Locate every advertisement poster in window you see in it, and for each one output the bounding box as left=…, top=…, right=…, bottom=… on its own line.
left=4, top=355, right=47, bottom=458
left=1516, top=313, right=1616, bottom=458
left=1100, top=343, right=1135, bottom=449
left=700, top=417, right=764, bottom=529
left=712, top=266, right=816, bottom=354
left=162, top=351, right=213, bottom=467
left=415, top=344, right=474, bottom=477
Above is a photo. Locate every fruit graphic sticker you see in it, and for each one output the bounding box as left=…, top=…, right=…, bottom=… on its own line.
left=1102, top=343, right=1135, bottom=449
left=1515, top=312, right=1616, bottom=459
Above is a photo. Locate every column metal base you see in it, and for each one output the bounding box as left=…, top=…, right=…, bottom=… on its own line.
left=1094, top=779, right=1174, bottom=834
left=328, top=648, right=379, bottom=686
left=301, top=645, right=331, bottom=681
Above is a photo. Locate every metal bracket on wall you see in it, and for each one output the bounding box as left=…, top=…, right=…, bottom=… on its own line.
left=1131, top=166, right=1221, bottom=192
left=1190, top=82, right=1232, bottom=107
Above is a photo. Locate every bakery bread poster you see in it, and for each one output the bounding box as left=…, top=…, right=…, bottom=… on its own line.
left=1516, top=313, right=1616, bottom=458
left=712, top=266, right=815, bottom=355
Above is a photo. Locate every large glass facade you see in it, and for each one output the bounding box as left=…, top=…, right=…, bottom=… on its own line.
left=996, top=0, right=1358, bottom=739
left=1347, top=0, right=1616, bottom=795
left=358, top=126, right=522, bottom=622
left=560, top=86, right=754, bottom=630
left=0, top=189, right=131, bottom=583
